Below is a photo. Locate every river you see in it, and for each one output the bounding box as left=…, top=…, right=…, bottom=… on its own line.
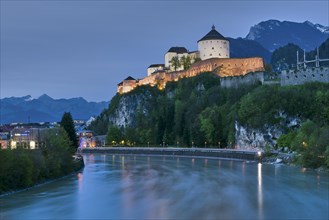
left=1, top=154, right=328, bottom=219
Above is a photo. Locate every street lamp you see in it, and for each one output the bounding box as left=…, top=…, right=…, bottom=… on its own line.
left=205, top=141, right=207, bottom=148
left=218, top=141, right=221, bottom=148
left=192, top=141, right=194, bottom=148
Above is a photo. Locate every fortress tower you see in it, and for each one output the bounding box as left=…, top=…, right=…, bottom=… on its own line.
left=198, top=25, right=230, bottom=60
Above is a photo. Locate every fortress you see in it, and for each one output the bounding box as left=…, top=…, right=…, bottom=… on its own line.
left=117, top=25, right=265, bottom=94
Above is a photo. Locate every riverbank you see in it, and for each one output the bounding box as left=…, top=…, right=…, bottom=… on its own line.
left=80, top=147, right=264, bottom=161
left=0, top=155, right=84, bottom=197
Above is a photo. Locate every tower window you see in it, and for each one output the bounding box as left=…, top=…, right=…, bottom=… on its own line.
left=210, top=54, right=212, bottom=56
left=212, top=47, right=214, bottom=50
left=218, top=53, right=221, bottom=56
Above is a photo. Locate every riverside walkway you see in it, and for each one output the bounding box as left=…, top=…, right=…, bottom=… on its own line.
left=80, top=147, right=263, bottom=161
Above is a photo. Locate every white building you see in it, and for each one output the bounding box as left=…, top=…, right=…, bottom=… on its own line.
left=147, top=64, right=165, bottom=76
left=198, top=25, right=230, bottom=60
left=151, top=25, right=230, bottom=74
left=164, top=47, right=189, bottom=71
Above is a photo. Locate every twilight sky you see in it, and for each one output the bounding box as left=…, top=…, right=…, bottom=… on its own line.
left=1, top=0, right=328, bottom=102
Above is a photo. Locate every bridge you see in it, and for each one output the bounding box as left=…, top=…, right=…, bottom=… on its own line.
left=79, top=147, right=264, bottom=161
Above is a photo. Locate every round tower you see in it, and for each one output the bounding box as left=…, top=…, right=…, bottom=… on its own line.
left=197, top=25, right=230, bottom=60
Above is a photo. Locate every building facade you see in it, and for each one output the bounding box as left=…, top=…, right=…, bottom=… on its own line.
left=198, top=25, right=230, bottom=60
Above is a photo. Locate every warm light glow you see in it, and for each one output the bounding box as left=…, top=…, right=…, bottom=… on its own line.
left=11, top=141, right=16, bottom=149
left=257, top=151, right=262, bottom=157
left=30, top=141, right=36, bottom=149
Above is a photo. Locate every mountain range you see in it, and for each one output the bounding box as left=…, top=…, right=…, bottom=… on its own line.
left=245, top=20, right=329, bottom=52
left=0, top=94, right=109, bottom=124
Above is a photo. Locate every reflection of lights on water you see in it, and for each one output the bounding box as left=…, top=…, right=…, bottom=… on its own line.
left=218, top=160, right=221, bottom=168
left=204, top=159, right=208, bottom=167
left=317, top=175, right=321, bottom=187
left=257, top=163, right=263, bottom=219
left=77, top=173, right=83, bottom=192
left=301, top=167, right=307, bottom=173
left=242, top=162, right=245, bottom=176
left=121, top=156, right=125, bottom=169
left=192, top=158, right=195, bottom=166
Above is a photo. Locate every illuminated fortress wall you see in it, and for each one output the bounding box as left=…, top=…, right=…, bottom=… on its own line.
left=117, top=57, right=265, bottom=94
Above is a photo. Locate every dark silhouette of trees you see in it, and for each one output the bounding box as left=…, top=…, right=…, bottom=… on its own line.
left=60, top=112, right=78, bottom=148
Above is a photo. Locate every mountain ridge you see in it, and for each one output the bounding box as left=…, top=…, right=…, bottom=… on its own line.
left=245, top=19, right=329, bottom=52
left=0, top=94, right=109, bottom=124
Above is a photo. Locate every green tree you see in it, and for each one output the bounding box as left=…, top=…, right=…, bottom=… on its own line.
left=291, top=120, right=328, bottom=168
left=199, top=106, right=223, bottom=147
left=106, top=126, right=122, bottom=145
left=171, top=56, right=181, bottom=71
left=180, top=56, right=192, bottom=70
left=60, top=112, right=78, bottom=148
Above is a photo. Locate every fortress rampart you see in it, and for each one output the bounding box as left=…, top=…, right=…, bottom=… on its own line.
left=281, top=67, right=329, bottom=86
left=118, top=57, right=265, bottom=94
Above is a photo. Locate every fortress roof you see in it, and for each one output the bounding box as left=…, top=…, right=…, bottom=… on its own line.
left=198, top=25, right=227, bottom=42
left=124, top=76, right=136, bottom=81
left=148, top=64, right=165, bottom=68
left=167, top=47, right=188, bottom=54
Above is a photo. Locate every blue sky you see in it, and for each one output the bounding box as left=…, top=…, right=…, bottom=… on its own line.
left=1, top=0, right=328, bottom=101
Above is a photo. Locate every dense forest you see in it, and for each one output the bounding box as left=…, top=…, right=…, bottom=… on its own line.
left=89, top=73, right=329, bottom=168
left=0, top=128, right=83, bottom=194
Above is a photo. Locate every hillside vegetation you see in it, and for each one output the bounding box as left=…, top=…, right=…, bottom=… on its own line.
left=89, top=73, right=329, bottom=168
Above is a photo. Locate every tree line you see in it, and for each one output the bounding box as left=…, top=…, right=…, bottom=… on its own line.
left=0, top=112, right=82, bottom=194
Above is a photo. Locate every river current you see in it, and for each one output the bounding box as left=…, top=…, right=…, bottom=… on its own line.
left=1, top=154, right=328, bottom=219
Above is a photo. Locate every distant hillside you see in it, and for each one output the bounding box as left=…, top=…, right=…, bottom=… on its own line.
left=271, top=38, right=329, bottom=71
left=246, top=20, right=329, bottom=52
left=0, top=94, right=109, bottom=124
left=228, top=37, right=271, bottom=63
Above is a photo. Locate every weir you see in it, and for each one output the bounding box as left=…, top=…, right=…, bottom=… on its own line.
left=80, top=147, right=262, bottom=161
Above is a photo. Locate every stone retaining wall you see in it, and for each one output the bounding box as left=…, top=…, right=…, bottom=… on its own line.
left=80, top=147, right=262, bottom=161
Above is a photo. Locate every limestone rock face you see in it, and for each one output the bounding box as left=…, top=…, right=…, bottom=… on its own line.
left=235, top=122, right=283, bottom=151
left=235, top=114, right=301, bottom=150
left=108, top=91, right=153, bottom=128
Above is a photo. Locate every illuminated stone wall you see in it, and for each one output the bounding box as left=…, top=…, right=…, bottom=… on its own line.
left=118, top=57, right=265, bottom=94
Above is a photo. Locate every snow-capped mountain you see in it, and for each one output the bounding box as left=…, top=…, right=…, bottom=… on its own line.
left=245, top=20, right=329, bottom=52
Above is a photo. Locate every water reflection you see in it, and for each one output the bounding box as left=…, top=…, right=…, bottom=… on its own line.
left=0, top=154, right=328, bottom=219
left=257, top=163, right=263, bottom=219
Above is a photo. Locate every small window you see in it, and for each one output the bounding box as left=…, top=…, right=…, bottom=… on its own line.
left=219, top=53, right=221, bottom=56
left=210, top=54, right=212, bottom=56
left=212, top=47, right=214, bottom=50
left=320, top=74, right=324, bottom=77
left=312, top=74, right=315, bottom=77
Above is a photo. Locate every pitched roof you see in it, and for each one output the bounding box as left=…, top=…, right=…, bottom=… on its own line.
left=197, top=25, right=227, bottom=42
left=124, top=76, right=136, bottom=81
left=148, top=64, right=165, bottom=68
left=167, top=47, right=188, bottom=54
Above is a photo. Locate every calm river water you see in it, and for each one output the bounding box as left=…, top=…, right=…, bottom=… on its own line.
left=1, top=154, right=328, bottom=219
